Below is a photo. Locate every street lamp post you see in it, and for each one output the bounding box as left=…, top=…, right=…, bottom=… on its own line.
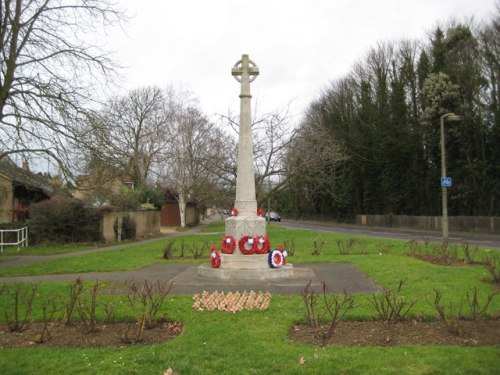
left=439, top=112, right=461, bottom=241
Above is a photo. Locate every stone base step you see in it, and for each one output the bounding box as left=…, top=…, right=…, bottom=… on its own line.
left=197, top=263, right=294, bottom=280
left=219, top=253, right=273, bottom=270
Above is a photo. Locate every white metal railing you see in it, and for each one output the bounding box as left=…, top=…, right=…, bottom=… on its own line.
left=0, top=227, right=28, bottom=253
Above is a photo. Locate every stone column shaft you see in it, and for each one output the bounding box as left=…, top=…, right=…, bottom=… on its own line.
left=235, top=55, right=257, bottom=215
left=226, top=54, right=266, bottom=248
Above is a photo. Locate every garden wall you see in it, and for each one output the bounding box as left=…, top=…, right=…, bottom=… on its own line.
left=356, top=215, right=499, bottom=234
left=101, top=210, right=160, bottom=242
left=0, top=174, right=14, bottom=222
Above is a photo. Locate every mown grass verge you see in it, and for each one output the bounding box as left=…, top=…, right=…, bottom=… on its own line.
left=0, top=292, right=498, bottom=374
left=0, top=224, right=498, bottom=374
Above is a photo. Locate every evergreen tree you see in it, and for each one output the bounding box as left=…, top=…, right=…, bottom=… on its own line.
left=431, top=27, right=447, bottom=73
left=282, top=14, right=500, bottom=219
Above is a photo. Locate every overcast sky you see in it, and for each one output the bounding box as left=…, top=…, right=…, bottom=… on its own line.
left=107, top=0, right=496, bottom=121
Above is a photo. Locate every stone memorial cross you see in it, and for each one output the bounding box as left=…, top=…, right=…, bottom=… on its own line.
left=231, top=54, right=259, bottom=216
left=196, top=54, right=294, bottom=278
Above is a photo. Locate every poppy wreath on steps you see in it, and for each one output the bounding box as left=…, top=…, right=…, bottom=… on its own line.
left=276, top=245, right=288, bottom=265
left=238, top=235, right=255, bottom=254
left=231, top=208, right=239, bottom=216
left=268, top=248, right=284, bottom=268
left=210, top=250, right=221, bottom=268
left=254, top=235, right=270, bottom=254
left=221, top=235, right=236, bottom=254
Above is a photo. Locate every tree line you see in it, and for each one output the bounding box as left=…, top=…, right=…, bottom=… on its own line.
left=2, top=1, right=498, bottom=223
left=0, top=1, right=239, bottom=226
left=279, top=12, right=500, bottom=219
left=78, top=86, right=237, bottom=226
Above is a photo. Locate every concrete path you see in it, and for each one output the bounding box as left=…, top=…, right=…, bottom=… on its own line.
left=0, top=224, right=214, bottom=270
left=0, top=219, right=381, bottom=295
left=3, top=217, right=497, bottom=295
left=0, top=263, right=380, bottom=295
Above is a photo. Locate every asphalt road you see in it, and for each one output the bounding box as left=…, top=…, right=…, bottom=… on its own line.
left=276, top=220, right=500, bottom=250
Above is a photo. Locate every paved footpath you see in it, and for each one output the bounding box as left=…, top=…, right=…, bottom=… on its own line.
left=0, top=262, right=380, bottom=295
left=0, top=225, right=209, bottom=270
left=0, top=221, right=380, bottom=295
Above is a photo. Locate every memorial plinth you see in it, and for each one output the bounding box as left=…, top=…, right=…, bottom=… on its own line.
left=198, top=255, right=294, bottom=280
left=197, top=54, right=293, bottom=280
left=225, top=216, right=266, bottom=253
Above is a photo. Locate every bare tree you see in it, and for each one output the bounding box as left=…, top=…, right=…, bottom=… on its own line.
left=0, top=0, right=124, bottom=172
left=285, top=118, right=348, bottom=202
left=219, top=104, right=298, bottom=207
left=82, top=86, right=170, bottom=188
left=160, top=101, right=233, bottom=227
left=80, top=86, right=234, bottom=220
left=252, top=107, right=298, bottom=204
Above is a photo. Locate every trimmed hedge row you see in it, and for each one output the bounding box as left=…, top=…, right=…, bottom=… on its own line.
left=28, top=196, right=102, bottom=244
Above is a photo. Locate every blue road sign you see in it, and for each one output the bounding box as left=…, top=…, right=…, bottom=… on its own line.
left=441, top=177, right=452, bottom=187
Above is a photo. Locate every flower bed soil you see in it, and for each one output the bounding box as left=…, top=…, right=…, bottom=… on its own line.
left=409, top=253, right=470, bottom=266
left=2, top=319, right=498, bottom=349
left=288, top=319, right=500, bottom=346
left=0, top=320, right=182, bottom=348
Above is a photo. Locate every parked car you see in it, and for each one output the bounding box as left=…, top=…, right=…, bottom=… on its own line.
left=265, top=211, right=281, bottom=222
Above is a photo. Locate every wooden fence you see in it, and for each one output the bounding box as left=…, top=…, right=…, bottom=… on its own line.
left=356, top=215, right=499, bottom=234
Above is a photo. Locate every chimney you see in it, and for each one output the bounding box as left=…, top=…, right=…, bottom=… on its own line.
left=22, top=159, right=30, bottom=171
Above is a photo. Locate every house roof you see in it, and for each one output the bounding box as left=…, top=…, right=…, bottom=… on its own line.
left=75, top=173, right=134, bottom=189
left=0, top=158, right=54, bottom=197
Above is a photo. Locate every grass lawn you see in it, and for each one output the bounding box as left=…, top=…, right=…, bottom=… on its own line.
left=0, top=243, right=100, bottom=256
left=0, top=223, right=498, bottom=374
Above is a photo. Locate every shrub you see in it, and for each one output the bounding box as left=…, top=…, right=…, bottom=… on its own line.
left=465, top=286, right=498, bottom=320
left=124, top=280, right=172, bottom=343
left=63, top=277, right=85, bottom=326
left=2, top=283, right=38, bottom=332
left=461, top=242, right=479, bottom=264
left=163, top=239, right=176, bottom=259
left=179, top=239, right=187, bottom=257
left=37, top=294, right=60, bottom=343
left=108, top=187, right=141, bottom=209
left=429, top=288, right=464, bottom=335
left=311, top=235, right=324, bottom=255
left=29, top=196, right=101, bottom=244
left=335, top=238, right=356, bottom=255
left=0, top=221, right=25, bottom=230
left=190, top=240, right=207, bottom=259
left=370, top=278, right=417, bottom=323
left=482, top=253, right=500, bottom=283
left=283, top=239, right=295, bottom=256
left=77, top=281, right=103, bottom=332
left=302, top=281, right=356, bottom=345
left=138, top=185, right=165, bottom=210
left=113, top=214, right=136, bottom=240
left=140, top=202, right=156, bottom=210
left=431, top=241, right=459, bottom=264
left=425, top=287, right=498, bottom=335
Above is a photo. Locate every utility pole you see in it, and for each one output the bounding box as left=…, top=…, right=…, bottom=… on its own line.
left=439, top=113, right=461, bottom=241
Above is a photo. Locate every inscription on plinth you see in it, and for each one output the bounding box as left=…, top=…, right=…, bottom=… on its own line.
left=225, top=216, right=266, bottom=255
